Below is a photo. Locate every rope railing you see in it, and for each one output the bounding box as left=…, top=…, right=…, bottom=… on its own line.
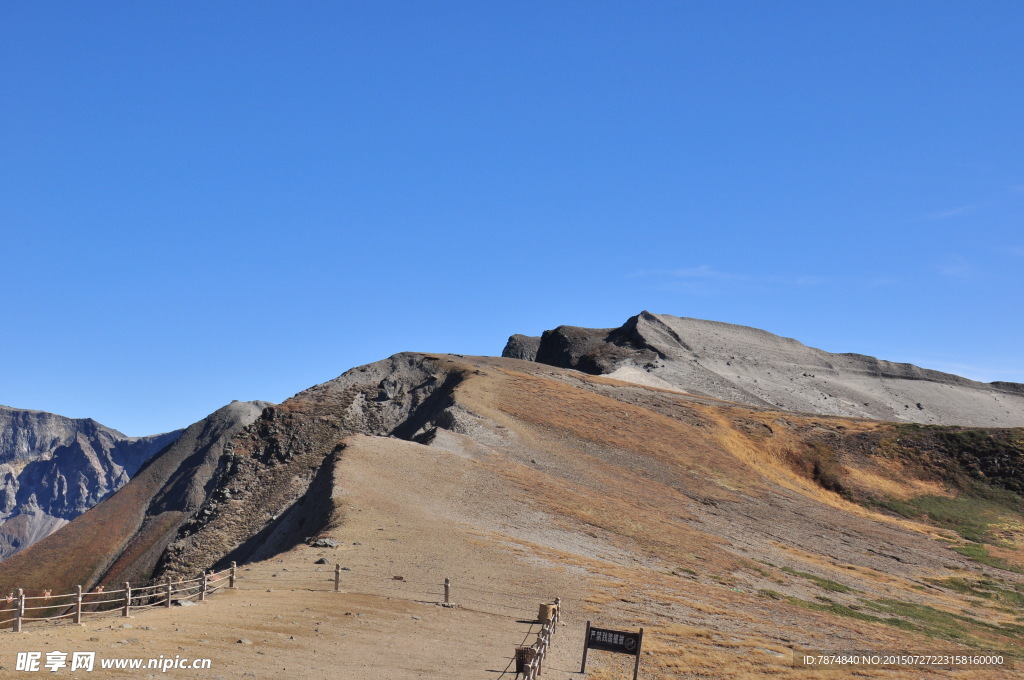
left=129, top=584, right=165, bottom=594
left=1, top=562, right=239, bottom=633
left=3, top=561, right=566, bottom=678
left=23, top=591, right=77, bottom=601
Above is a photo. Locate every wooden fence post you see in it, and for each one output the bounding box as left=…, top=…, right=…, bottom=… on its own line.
left=74, top=585, right=83, bottom=625
left=13, top=589, right=24, bottom=633
left=165, top=576, right=172, bottom=608
left=122, top=582, right=131, bottom=617
left=201, top=572, right=208, bottom=601
left=334, top=564, right=341, bottom=592
left=229, top=561, right=237, bottom=589
left=444, top=577, right=450, bottom=604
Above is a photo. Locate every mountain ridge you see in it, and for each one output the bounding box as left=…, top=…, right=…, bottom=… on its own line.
left=0, top=405, right=183, bottom=560
left=505, top=311, right=1024, bottom=427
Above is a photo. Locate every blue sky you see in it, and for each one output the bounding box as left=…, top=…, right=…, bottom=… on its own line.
left=2, top=2, right=1022, bottom=435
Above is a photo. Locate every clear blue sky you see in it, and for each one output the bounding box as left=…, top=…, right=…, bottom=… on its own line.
left=2, top=2, right=1022, bottom=435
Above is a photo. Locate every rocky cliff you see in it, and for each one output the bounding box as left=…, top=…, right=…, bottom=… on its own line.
left=504, top=311, right=1024, bottom=427
left=0, top=401, right=270, bottom=590
left=0, top=406, right=182, bottom=559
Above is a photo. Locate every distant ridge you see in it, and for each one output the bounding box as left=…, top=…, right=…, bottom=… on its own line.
left=504, top=311, right=1024, bottom=427
left=0, top=406, right=182, bottom=560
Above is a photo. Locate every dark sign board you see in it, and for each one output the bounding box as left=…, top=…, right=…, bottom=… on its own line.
left=582, top=621, right=644, bottom=679
left=587, top=626, right=641, bottom=655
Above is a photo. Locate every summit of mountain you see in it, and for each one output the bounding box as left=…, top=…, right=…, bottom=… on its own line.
left=505, top=311, right=1024, bottom=427
left=4, top=323, right=1024, bottom=676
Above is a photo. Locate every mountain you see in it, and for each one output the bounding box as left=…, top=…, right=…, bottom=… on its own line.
left=0, top=400, right=270, bottom=591
left=3, top=321, right=1024, bottom=676
left=504, top=311, right=1024, bottom=427
left=4, top=350, right=1024, bottom=677
left=0, top=406, right=182, bottom=560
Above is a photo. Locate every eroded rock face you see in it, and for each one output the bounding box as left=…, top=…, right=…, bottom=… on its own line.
left=501, top=334, right=541, bottom=361
left=0, top=406, right=182, bottom=559
left=508, top=311, right=1024, bottom=427
left=156, top=354, right=461, bottom=578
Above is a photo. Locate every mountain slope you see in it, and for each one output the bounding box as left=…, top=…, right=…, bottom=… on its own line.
left=505, top=311, right=1024, bottom=427
left=0, top=406, right=182, bottom=559
left=4, top=353, right=1024, bottom=678
left=0, top=401, right=269, bottom=591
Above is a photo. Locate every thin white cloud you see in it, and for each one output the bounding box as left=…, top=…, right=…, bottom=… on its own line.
left=866, top=275, right=900, bottom=287
left=925, top=203, right=981, bottom=220
left=936, top=255, right=972, bottom=279
left=628, top=266, right=895, bottom=290
left=667, top=265, right=745, bottom=281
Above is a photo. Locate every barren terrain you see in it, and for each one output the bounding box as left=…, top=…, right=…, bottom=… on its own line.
left=3, top=354, right=1024, bottom=678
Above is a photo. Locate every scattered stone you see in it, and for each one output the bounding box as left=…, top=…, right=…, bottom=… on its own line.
left=237, top=639, right=253, bottom=645
left=314, top=557, right=329, bottom=565
left=120, top=623, right=133, bottom=629
left=174, top=600, right=196, bottom=607
left=311, top=538, right=339, bottom=548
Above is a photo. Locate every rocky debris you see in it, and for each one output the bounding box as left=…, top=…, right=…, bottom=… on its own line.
left=512, top=311, right=1024, bottom=427
left=311, top=538, right=339, bottom=548
left=0, top=406, right=182, bottom=559
left=155, top=354, right=468, bottom=579
left=314, top=557, right=329, bottom=564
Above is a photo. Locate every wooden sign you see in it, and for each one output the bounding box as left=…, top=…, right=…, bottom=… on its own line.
left=581, top=621, right=644, bottom=679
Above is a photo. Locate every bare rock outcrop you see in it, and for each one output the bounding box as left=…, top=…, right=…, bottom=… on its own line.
left=507, top=311, right=1024, bottom=427
left=501, top=334, right=541, bottom=361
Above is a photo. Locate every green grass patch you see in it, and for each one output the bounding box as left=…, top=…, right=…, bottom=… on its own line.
left=758, top=589, right=783, bottom=600
left=952, top=543, right=1024, bottom=574
left=780, top=566, right=856, bottom=593
left=871, top=495, right=996, bottom=542
left=862, top=597, right=1024, bottom=644
left=742, top=561, right=775, bottom=579
left=927, top=577, right=1024, bottom=605
left=785, top=596, right=912, bottom=629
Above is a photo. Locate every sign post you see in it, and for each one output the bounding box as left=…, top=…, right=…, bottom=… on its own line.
left=581, top=621, right=644, bottom=679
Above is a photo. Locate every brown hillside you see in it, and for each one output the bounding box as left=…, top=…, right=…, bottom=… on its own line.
left=3, top=354, right=1024, bottom=678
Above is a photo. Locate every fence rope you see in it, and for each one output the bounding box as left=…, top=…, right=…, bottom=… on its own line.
left=23, top=592, right=77, bottom=601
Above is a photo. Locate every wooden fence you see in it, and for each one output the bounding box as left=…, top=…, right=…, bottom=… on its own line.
left=517, top=599, right=560, bottom=680
left=0, top=563, right=236, bottom=632
left=240, top=565, right=564, bottom=677
left=2, top=562, right=563, bottom=679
